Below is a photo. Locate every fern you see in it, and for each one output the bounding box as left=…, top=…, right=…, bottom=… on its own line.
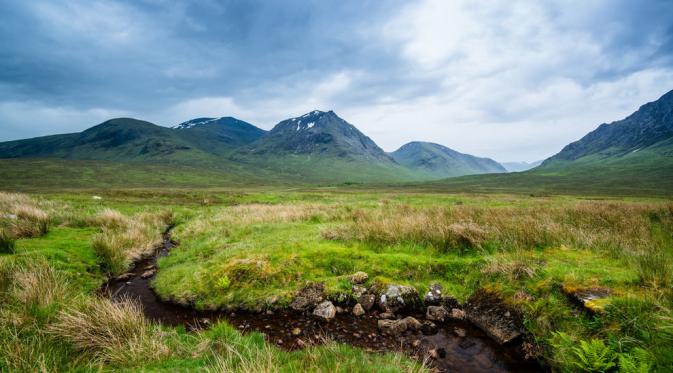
left=571, top=339, right=617, bottom=372
left=618, top=348, right=652, bottom=373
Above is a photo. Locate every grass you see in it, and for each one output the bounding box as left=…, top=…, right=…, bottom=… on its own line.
left=1, top=189, right=672, bottom=371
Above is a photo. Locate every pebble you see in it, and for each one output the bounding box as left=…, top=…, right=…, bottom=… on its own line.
left=453, top=327, right=467, bottom=337
left=291, top=327, right=301, bottom=336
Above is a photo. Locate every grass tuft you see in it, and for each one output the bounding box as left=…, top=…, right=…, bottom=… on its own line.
left=48, top=296, right=170, bottom=364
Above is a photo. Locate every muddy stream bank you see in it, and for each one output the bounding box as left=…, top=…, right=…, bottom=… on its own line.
left=102, top=229, right=542, bottom=372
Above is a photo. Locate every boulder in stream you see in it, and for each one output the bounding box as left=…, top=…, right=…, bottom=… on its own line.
left=465, top=290, right=522, bottom=345
left=378, top=316, right=422, bottom=335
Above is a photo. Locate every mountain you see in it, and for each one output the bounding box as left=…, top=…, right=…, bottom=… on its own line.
left=172, top=117, right=266, bottom=155
left=427, top=89, right=673, bottom=196
left=542, top=89, right=673, bottom=166
left=501, top=160, right=542, bottom=172
left=232, top=110, right=420, bottom=182
left=390, top=141, right=506, bottom=179
left=0, top=118, right=211, bottom=161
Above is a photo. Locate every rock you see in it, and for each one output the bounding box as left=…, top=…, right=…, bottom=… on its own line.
left=453, top=327, right=467, bottom=337
left=426, top=305, right=449, bottom=322
left=442, top=295, right=461, bottom=310
left=312, top=301, right=336, bottom=321
left=115, top=272, right=134, bottom=281
left=449, top=308, right=466, bottom=320
left=290, top=283, right=325, bottom=311
left=412, top=339, right=421, bottom=348
left=352, top=285, right=367, bottom=298
left=335, top=306, right=345, bottom=314
left=377, top=316, right=422, bottom=335
left=140, top=269, right=156, bottom=279
left=465, top=290, right=522, bottom=345
left=359, top=294, right=376, bottom=311
left=266, top=310, right=274, bottom=315
left=378, top=284, right=419, bottom=313
left=424, top=283, right=443, bottom=305
left=296, top=339, right=306, bottom=348
left=428, top=348, right=438, bottom=359
left=421, top=320, right=438, bottom=335
left=349, top=271, right=369, bottom=284
left=144, top=264, right=156, bottom=271
left=352, top=303, right=365, bottom=316
left=562, top=285, right=611, bottom=313
left=291, top=327, right=302, bottom=336
left=379, top=312, right=395, bottom=319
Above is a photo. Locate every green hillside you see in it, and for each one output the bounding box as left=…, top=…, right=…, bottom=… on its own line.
left=390, top=141, right=506, bottom=179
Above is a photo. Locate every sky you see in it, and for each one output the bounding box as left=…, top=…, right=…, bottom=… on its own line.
left=1, top=0, right=673, bottom=162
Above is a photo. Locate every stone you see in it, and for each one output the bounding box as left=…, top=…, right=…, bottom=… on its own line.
left=377, top=316, right=422, bottom=335
left=352, top=285, right=367, bottom=298
left=312, top=301, right=336, bottom=321
left=349, top=271, right=369, bottom=284
left=140, top=269, right=156, bottom=279
left=562, top=285, right=611, bottom=313
left=378, top=312, right=395, bottom=319
left=291, top=327, right=302, bottom=336
left=290, top=283, right=325, bottom=311
left=449, top=308, right=466, bottom=320
left=453, top=327, right=467, bottom=337
left=335, top=306, right=345, bottom=314
left=465, top=291, right=522, bottom=345
left=426, top=305, right=449, bottom=322
left=412, top=339, right=421, bottom=348
left=296, top=339, right=306, bottom=348
left=352, top=303, right=365, bottom=316
left=378, top=284, right=419, bottom=313
left=424, top=283, right=443, bottom=305
left=359, top=294, right=376, bottom=311
left=115, top=272, right=133, bottom=281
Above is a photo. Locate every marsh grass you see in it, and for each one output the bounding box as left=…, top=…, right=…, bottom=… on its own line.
left=13, top=263, right=70, bottom=312
left=92, top=210, right=171, bottom=276
left=327, top=202, right=673, bottom=255
left=0, top=192, right=50, bottom=238
left=48, top=296, right=170, bottom=365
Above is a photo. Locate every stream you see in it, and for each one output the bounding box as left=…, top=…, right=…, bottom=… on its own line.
left=102, top=230, right=542, bottom=372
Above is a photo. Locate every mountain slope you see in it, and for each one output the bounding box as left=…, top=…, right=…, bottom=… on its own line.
left=542, top=89, right=673, bottom=166
left=425, top=89, right=673, bottom=196
left=0, top=118, right=213, bottom=161
left=391, top=141, right=506, bottom=179
left=172, top=117, right=266, bottom=155
left=232, top=110, right=421, bottom=182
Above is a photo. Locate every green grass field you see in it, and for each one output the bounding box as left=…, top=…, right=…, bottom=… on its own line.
left=1, top=189, right=672, bottom=371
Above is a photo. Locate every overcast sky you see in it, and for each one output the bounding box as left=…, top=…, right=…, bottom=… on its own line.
left=1, top=0, right=673, bottom=162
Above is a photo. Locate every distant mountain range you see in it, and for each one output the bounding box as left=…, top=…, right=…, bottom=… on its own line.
left=501, top=160, right=542, bottom=172
left=1, top=88, right=671, bottom=190
left=0, top=110, right=507, bottom=183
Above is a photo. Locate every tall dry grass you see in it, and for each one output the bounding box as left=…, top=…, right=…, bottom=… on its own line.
left=0, top=192, right=50, bottom=238
left=324, top=202, right=673, bottom=255
left=91, top=210, right=172, bottom=276
left=48, top=297, right=169, bottom=365
left=180, top=203, right=342, bottom=238
left=12, top=263, right=70, bottom=310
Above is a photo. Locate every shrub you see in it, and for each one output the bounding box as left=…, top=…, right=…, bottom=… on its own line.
left=48, top=297, right=169, bottom=364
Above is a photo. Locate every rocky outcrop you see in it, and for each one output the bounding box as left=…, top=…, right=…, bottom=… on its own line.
left=290, top=283, right=325, bottom=311
left=465, top=290, right=522, bottom=345
left=313, top=301, right=336, bottom=321
left=377, top=284, right=419, bottom=313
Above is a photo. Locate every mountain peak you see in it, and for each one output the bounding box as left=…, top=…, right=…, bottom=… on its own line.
left=173, top=117, right=222, bottom=130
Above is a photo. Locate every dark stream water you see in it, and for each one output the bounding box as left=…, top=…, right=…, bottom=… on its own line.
left=102, top=232, right=542, bottom=372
